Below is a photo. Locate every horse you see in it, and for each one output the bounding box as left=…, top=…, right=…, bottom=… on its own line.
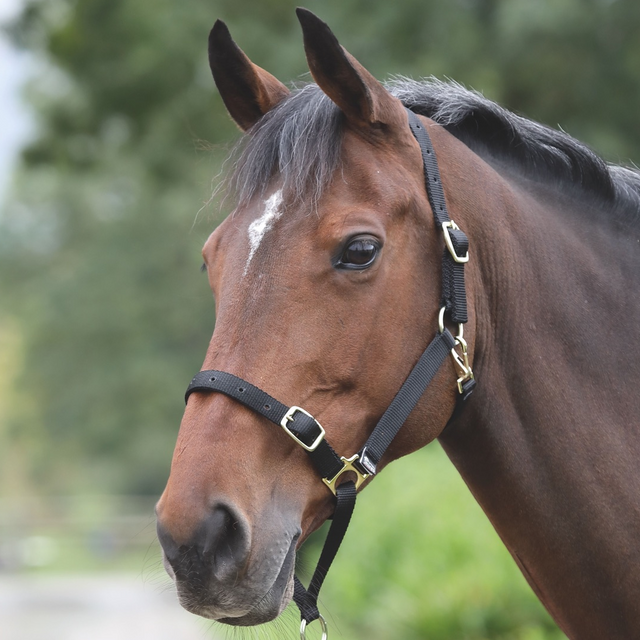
left=155, top=8, right=640, bottom=639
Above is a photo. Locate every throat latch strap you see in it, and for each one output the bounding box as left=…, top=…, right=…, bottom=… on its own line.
left=356, top=328, right=456, bottom=476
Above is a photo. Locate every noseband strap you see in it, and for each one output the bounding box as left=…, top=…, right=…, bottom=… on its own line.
left=183, top=109, right=475, bottom=633
left=185, top=371, right=345, bottom=481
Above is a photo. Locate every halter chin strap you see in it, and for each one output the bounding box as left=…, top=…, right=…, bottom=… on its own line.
left=183, top=109, right=475, bottom=638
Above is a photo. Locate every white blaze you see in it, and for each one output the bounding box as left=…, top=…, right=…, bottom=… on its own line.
left=244, top=189, right=284, bottom=274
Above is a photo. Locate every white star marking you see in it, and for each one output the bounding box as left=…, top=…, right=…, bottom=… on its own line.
left=244, top=189, right=284, bottom=275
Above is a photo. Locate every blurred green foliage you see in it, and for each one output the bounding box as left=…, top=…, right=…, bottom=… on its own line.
left=315, top=447, right=566, bottom=640
left=2, top=0, right=639, bottom=637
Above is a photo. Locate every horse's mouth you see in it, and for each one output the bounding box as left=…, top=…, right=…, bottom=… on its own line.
left=217, top=566, right=295, bottom=626
left=168, top=532, right=298, bottom=626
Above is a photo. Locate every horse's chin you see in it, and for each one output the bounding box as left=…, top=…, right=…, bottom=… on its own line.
left=177, top=575, right=294, bottom=625
left=167, top=533, right=297, bottom=626
left=217, top=574, right=295, bottom=626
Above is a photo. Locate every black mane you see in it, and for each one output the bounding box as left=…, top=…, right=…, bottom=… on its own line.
left=227, top=77, right=640, bottom=223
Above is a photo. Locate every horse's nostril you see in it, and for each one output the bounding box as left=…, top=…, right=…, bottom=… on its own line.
left=203, top=505, right=242, bottom=551
left=157, top=503, right=250, bottom=584
left=204, top=504, right=250, bottom=579
left=156, top=519, right=181, bottom=565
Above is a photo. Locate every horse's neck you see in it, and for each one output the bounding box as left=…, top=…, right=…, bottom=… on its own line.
left=440, top=168, right=640, bottom=639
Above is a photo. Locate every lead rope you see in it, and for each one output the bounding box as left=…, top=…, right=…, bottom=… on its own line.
left=183, top=109, right=475, bottom=640
left=293, top=481, right=356, bottom=636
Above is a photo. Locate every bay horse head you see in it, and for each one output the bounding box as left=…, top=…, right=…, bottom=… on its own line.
left=155, top=7, right=475, bottom=630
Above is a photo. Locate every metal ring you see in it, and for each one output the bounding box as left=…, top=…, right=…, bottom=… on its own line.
left=300, top=614, right=328, bottom=640
left=438, top=306, right=446, bottom=333
left=439, top=307, right=465, bottom=342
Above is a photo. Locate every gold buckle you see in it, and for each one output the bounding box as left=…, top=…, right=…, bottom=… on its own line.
left=280, top=406, right=325, bottom=452
left=322, top=454, right=369, bottom=496
left=442, top=221, right=469, bottom=264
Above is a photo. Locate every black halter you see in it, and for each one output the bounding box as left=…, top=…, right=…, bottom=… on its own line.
left=184, top=109, right=475, bottom=638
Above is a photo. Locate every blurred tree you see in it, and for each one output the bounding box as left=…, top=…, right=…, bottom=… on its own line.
left=1, top=0, right=231, bottom=494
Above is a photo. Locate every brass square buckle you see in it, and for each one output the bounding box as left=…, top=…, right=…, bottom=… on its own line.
left=442, top=220, right=469, bottom=263
left=280, top=406, right=325, bottom=452
left=322, top=454, right=369, bottom=496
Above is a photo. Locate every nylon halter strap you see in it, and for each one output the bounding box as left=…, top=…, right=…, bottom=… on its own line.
left=183, top=108, right=475, bottom=639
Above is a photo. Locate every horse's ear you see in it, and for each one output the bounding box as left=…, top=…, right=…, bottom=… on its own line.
left=208, top=20, right=290, bottom=131
left=296, top=8, right=400, bottom=127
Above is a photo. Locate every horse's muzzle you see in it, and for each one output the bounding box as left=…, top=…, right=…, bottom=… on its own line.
left=156, top=503, right=299, bottom=624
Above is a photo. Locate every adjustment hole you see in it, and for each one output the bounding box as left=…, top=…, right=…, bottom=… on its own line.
left=209, top=377, right=216, bottom=382
left=264, top=404, right=271, bottom=411
left=427, top=149, right=431, bottom=154
left=238, top=387, right=245, bottom=393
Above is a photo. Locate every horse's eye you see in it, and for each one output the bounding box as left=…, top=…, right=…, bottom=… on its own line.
left=337, top=237, right=380, bottom=269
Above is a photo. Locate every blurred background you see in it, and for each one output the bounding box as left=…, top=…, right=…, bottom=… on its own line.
left=1, top=0, right=639, bottom=638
